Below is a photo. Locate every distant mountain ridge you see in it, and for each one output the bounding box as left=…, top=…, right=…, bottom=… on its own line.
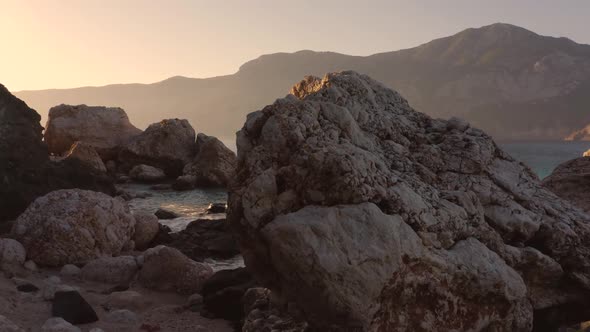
left=15, top=23, right=590, bottom=143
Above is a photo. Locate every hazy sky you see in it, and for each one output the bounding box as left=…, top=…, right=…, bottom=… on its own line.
left=1, top=0, right=589, bottom=91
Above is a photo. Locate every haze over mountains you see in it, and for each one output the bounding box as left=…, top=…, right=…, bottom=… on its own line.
left=15, top=23, right=590, bottom=144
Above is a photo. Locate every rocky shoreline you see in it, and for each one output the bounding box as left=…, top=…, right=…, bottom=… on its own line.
left=3, top=72, right=590, bottom=331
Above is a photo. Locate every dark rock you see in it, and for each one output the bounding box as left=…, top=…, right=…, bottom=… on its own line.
left=542, top=157, right=590, bottom=213
left=118, top=119, right=196, bottom=177
left=17, top=283, right=39, bottom=293
left=0, top=84, right=115, bottom=223
left=52, top=290, right=98, bottom=324
left=154, top=208, right=179, bottom=220
left=149, top=224, right=174, bottom=247
left=201, top=267, right=257, bottom=321
left=172, top=175, right=196, bottom=191
left=182, top=133, right=236, bottom=188
left=152, top=219, right=239, bottom=261
left=206, top=203, right=227, bottom=214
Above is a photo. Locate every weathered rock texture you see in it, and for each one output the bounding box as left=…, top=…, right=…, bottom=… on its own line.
left=0, top=85, right=115, bottom=223
left=119, top=119, right=196, bottom=176
left=63, top=141, right=107, bottom=172
left=12, top=189, right=136, bottom=266
left=543, top=157, right=590, bottom=213
left=129, top=164, right=166, bottom=183
left=229, top=71, right=590, bottom=331
left=182, top=133, right=237, bottom=188
left=44, top=104, right=141, bottom=159
left=138, top=245, right=213, bottom=294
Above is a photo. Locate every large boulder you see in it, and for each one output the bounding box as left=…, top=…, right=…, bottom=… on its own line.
left=11, top=189, right=136, bottom=266
left=0, top=238, right=26, bottom=268
left=229, top=72, right=590, bottom=330
left=63, top=141, right=107, bottom=172
left=44, top=104, right=141, bottom=159
left=138, top=245, right=213, bottom=294
left=0, top=85, right=115, bottom=223
left=152, top=219, right=239, bottom=261
left=132, top=212, right=160, bottom=250
left=543, top=157, right=590, bottom=212
left=181, top=133, right=237, bottom=188
left=119, top=119, right=196, bottom=176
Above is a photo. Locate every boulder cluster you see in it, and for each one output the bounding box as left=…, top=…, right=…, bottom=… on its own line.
left=43, top=104, right=237, bottom=190
left=229, top=71, right=590, bottom=331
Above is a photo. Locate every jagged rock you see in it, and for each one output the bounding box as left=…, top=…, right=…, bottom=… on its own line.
left=133, top=212, right=160, bottom=250
left=81, top=256, right=139, bottom=284
left=44, top=104, right=141, bottom=159
left=129, top=164, right=167, bottom=183
left=242, top=288, right=308, bottom=332
left=12, top=189, right=136, bottom=266
left=182, top=133, right=236, bottom=188
left=52, top=290, right=98, bottom=325
left=152, top=219, right=239, bottom=261
left=229, top=71, right=590, bottom=330
left=543, top=157, right=590, bottom=213
left=119, top=119, right=196, bottom=176
left=0, top=85, right=114, bottom=223
left=154, top=208, right=179, bottom=220
left=138, top=245, right=213, bottom=295
left=0, top=314, right=25, bottom=332
left=63, top=141, right=106, bottom=172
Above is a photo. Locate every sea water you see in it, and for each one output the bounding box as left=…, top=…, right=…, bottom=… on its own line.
left=500, top=141, right=590, bottom=179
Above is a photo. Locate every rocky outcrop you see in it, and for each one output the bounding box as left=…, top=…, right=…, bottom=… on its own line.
left=181, top=134, right=237, bottom=188
left=44, top=104, right=141, bottom=159
left=565, top=125, right=590, bottom=141
left=151, top=219, right=239, bottom=261
left=11, top=189, right=135, bottom=266
left=0, top=85, right=115, bottom=223
left=119, top=119, right=196, bottom=176
left=129, top=164, right=166, bottom=183
left=138, top=246, right=213, bottom=294
left=63, top=141, right=107, bottom=172
left=229, top=72, right=590, bottom=330
left=543, top=157, right=590, bottom=212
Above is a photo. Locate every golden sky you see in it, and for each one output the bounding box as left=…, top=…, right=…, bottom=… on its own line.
left=1, top=0, right=588, bottom=91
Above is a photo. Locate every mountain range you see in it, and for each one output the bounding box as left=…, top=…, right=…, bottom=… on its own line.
left=14, top=23, right=590, bottom=144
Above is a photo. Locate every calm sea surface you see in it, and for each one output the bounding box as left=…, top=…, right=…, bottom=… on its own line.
left=500, top=141, right=589, bottom=179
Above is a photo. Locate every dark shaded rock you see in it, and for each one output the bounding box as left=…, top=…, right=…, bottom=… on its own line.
left=182, top=133, right=236, bottom=188
left=52, top=290, right=98, bottom=324
left=129, top=164, right=167, bottom=183
left=242, top=288, right=308, bottom=332
left=149, top=224, right=174, bottom=247
left=17, top=283, right=39, bottom=293
left=206, top=203, right=227, bottom=214
left=542, top=157, right=590, bottom=213
left=154, top=208, right=179, bottom=220
left=172, top=175, right=196, bottom=191
left=118, top=119, right=195, bottom=177
left=152, top=219, right=239, bottom=261
left=201, top=267, right=257, bottom=322
left=0, top=84, right=115, bottom=223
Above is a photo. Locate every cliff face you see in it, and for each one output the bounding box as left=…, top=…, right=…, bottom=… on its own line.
left=15, top=23, right=590, bottom=142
